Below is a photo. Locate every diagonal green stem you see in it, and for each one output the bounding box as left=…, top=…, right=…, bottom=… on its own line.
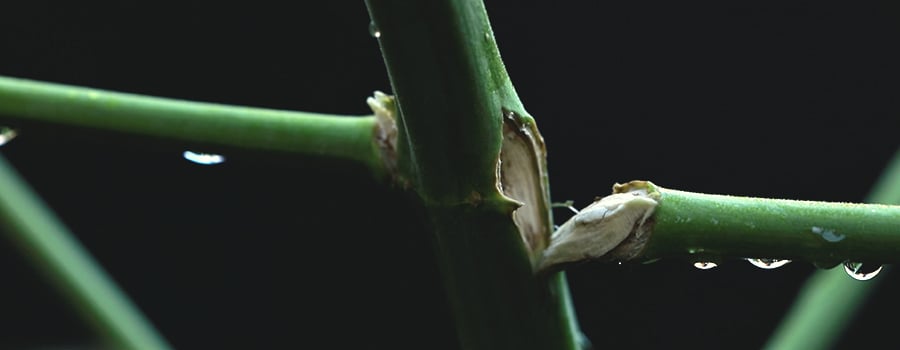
left=763, top=148, right=900, bottom=350
left=0, top=154, right=172, bottom=350
left=0, top=75, right=385, bottom=178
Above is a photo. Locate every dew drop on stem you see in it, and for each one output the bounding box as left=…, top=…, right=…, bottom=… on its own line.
left=843, top=262, right=883, bottom=281
left=747, top=258, right=791, bottom=269
left=183, top=150, right=225, bottom=165
left=693, top=261, right=717, bottom=270
left=369, top=21, right=381, bottom=38
left=0, top=127, right=18, bottom=147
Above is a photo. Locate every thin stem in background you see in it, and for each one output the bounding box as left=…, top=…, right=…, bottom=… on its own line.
left=0, top=154, right=172, bottom=350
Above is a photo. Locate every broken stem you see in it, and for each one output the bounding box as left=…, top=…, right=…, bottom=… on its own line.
left=541, top=181, right=900, bottom=271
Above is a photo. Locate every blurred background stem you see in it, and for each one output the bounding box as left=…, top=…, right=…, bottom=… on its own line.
left=0, top=154, right=172, bottom=350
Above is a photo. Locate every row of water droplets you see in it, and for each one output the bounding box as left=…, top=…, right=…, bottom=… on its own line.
left=692, top=259, right=790, bottom=270
left=1, top=126, right=225, bottom=166
left=692, top=259, right=883, bottom=281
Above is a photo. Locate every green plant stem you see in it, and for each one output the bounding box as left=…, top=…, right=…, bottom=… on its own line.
left=366, top=0, right=521, bottom=199
left=0, top=75, right=385, bottom=177
left=764, top=148, right=900, bottom=350
left=867, top=148, right=900, bottom=205
left=0, top=154, right=171, bottom=350
left=366, top=0, right=580, bottom=349
left=638, top=183, right=900, bottom=266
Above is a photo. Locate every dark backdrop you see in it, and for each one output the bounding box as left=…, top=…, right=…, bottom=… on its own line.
left=1, top=2, right=898, bottom=349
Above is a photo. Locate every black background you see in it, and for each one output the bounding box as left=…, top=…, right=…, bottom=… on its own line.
left=1, top=1, right=898, bottom=349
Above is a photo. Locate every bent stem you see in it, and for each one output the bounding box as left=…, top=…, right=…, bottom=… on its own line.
left=0, top=155, right=172, bottom=350
left=764, top=148, right=900, bottom=350
left=0, top=75, right=386, bottom=178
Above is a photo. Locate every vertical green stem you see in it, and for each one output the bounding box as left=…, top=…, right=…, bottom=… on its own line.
left=0, top=155, right=172, bottom=350
left=365, top=0, right=581, bottom=348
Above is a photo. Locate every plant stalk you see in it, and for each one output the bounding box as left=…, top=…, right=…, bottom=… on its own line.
left=643, top=182, right=900, bottom=266
left=0, top=154, right=172, bottom=350
left=764, top=148, right=900, bottom=350
left=0, top=75, right=385, bottom=178
left=365, top=0, right=581, bottom=348
left=541, top=180, right=900, bottom=270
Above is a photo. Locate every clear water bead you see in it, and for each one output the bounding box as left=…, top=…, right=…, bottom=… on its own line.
left=183, top=151, right=225, bottom=165
left=369, top=21, right=381, bottom=38
left=747, top=258, right=791, bottom=269
left=843, top=262, right=883, bottom=281
left=0, top=127, right=17, bottom=146
left=693, top=261, right=718, bottom=270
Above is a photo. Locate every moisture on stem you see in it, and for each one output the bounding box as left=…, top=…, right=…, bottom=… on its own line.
left=0, top=75, right=387, bottom=178
left=540, top=180, right=900, bottom=272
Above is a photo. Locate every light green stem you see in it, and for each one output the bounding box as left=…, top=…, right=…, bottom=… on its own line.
left=0, top=75, right=385, bottom=177
left=764, top=148, right=900, bottom=350
left=0, top=154, right=172, bottom=350
left=640, top=183, right=900, bottom=267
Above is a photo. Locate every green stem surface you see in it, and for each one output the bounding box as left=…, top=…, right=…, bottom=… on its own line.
left=641, top=183, right=900, bottom=267
left=0, top=75, right=384, bottom=177
left=366, top=0, right=581, bottom=348
left=0, top=155, right=171, bottom=350
left=763, top=148, right=900, bottom=350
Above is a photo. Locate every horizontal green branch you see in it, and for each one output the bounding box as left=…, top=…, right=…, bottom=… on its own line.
left=764, top=147, right=900, bottom=350
left=540, top=180, right=900, bottom=271
left=0, top=154, right=171, bottom=350
left=643, top=183, right=900, bottom=266
left=0, top=75, right=385, bottom=177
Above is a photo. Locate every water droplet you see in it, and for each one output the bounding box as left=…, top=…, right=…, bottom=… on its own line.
left=747, top=258, right=791, bottom=269
left=183, top=151, right=225, bottom=165
left=368, top=21, right=381, bottom=38
left=0, top=127, right=18, bottom=146
left=843, top=262, right=883, bottom=281
left=811, top=226, right=845, bottom=242
left=693, top=261, right=717, bottom=270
